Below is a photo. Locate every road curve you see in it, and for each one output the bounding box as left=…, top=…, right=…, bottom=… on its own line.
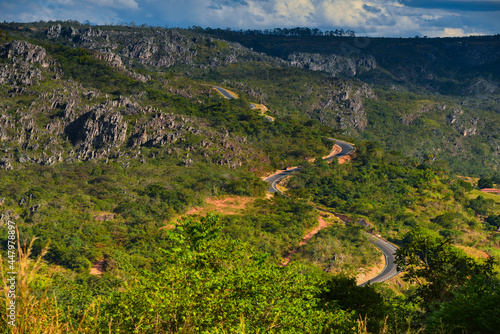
left=359, top=236, right=399, bottom=286
left=264, top=167, right=302, bottom=193
left=263, top=140, right=399, bottom=285
left=263, top=140, right=353, bottom=193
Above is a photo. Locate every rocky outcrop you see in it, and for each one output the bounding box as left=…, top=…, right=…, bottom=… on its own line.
left=41, top=24, right=280, bottom=72
left=308, top=82, right=376, bottom=132
left=1, top=40, right=48, bottom=65
left=0, top=158, right=13, bottom=170
left=0, top=41, right=49, bottom=86
left=447, top=107, right=478, bottom=137
left=66, top=104, right=128, bottom=160
left=288, top=52, right=376, bottom=77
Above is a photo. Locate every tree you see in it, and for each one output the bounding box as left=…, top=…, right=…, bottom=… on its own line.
left=320, top=275, right=387, bottom=333
left=395, top=228, right=494, bottom=306
left=427, top=276, right=500, bottom=333
left=468, top=195, right=495, bottom=215
left=477, top=177, right=494, bottom=189
left=485, top=214, right=500, bottom=229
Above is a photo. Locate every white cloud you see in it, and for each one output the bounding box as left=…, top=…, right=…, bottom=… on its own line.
left=0, top=0, right=498, bottom=37
left=273, top=0, right=317, bottom=25
left=85, top=0, right=139, bottom=10
left=442, top=27, right=466, bottom=36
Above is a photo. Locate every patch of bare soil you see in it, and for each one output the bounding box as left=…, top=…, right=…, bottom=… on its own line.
left=338, top=155, right=352, bottom=164
left=90, top=259, right=106, bottom=276
left=356, top=254, right=385, bottom=285
left=163, top=196, right=257, bottom=229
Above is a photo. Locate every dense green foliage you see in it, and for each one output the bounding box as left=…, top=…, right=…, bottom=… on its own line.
left=320, top=275, right=387, bottom=333
left=222, top=196, right=317, bottom=257
left=100, top=214, right=356, bottom=333
left=427, top=275, right=500, bottom=333
left=395, top=229, right=498, bottom=333
left=44, top=45, right=143, bottom=95
left=395, top=228, right=494, bottom=305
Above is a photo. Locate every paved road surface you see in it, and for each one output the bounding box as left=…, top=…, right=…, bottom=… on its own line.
left=213, top=86, right=236, bottom=100
left=264, top=166, right=302, bottom=193
left=359, top=236, right=399, bottom=286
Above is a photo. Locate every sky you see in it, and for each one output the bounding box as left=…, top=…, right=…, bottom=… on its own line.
left=0, top=0, right=499, bottom=37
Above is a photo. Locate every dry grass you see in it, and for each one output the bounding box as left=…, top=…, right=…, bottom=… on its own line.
left=356, top=254, right=386, bottom=285
left=455, top=245, right=490, bottom=259
left=0, top=231, right=106, bottom=333
left=0, top=233, right=70, bottom=333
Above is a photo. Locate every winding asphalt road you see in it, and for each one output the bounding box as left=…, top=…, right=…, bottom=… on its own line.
left=263, top=139, right=354, bottom=193
left=263, top=140, right=399, bottom=285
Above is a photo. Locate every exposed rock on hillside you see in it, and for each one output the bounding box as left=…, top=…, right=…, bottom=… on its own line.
left=0, top=38, right=260, bottom=170
left=447, top=107, right=478, bottom=137
left=0, top=41, right=49, bottom=86
left=42, top=24, right=278, bottom=71
left=67, top=105, right=128, bottom=149
left=288, top=52, right=376, bottom=77
left=308, top=82, right=376, bottom=132
left=2, top=40, right=48, bottom=65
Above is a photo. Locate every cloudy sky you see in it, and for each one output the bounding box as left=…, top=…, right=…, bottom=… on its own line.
left=1, top=0, right=499, bottom=37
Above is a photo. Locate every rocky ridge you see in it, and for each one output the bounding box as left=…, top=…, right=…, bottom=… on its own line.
left=43, top=24, right=282, bottom=70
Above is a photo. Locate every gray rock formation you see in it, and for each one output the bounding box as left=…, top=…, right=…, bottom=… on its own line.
left=0, top=41, right=49, bottom=86
left=288, top=52, right=376, bottom=77
left=308, top=82, right=376, bottom=132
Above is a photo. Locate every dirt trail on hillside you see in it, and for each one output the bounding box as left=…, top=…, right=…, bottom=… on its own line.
left=281, top=216, right=331, bottom=266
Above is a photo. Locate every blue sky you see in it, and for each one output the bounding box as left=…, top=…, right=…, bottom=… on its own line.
left=1, top=0, right=499, bottom=37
